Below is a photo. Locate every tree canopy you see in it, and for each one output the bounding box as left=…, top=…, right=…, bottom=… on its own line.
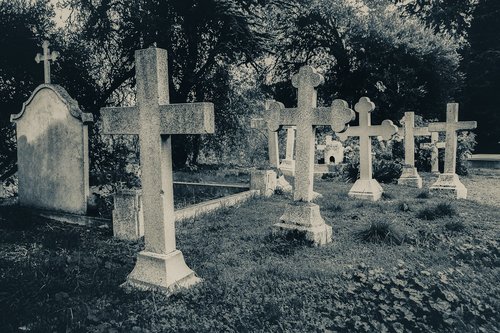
left=0, top=0, right=497, bottom=178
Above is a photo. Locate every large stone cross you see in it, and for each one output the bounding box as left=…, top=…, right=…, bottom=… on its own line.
left=428, top=103, right=476, bottom=198
left=35, top=40, right=59, bottom=84
left=337, top=97, right=398, bottom=201
left=397, top=112, right=431, bottom=188
left=101, top=47, right=214, bottom=291
left=265, top=65, right=354, bottom=245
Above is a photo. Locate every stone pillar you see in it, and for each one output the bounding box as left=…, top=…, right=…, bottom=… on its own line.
left=113, top=189, right=144, bottom=241
left=398, top=112, right=423, bottom=188
left=250, top=169, right=277, bottom=197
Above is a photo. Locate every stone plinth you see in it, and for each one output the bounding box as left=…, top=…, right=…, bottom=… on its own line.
left=113, top=189, right=144, bottom=241
left=250, top=170, right=277, bottom=197
left=398, top=166, right=423, bottom=188
left=272, top=202, right=332, bottom=246
left=123, top=250, right=200, bottom=292
left=11, top=84, right=93, bottom=214
left=429, top=173, right=467, bottom=199
left=348, top=179, right=383, bottom=201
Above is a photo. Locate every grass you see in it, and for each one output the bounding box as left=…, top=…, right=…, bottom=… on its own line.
left=0, top=172, right=499, bottom=332
left=417, top=203, right=457, bottom=220
left=354, top=220, right=405, bottom=245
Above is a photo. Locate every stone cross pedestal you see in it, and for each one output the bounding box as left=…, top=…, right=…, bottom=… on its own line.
left=101, top=47, right=214, bottom=292
left=420, top=132, right=445, bottom=174
left=428, top=103, right=476, bottom=199
left=262, top=66, right=354, bottom=245
left=35, top=40, right=59, bottom=84
left=397, top=112, right=430, bottom=188
left=338, top=97, right=398, bottom=201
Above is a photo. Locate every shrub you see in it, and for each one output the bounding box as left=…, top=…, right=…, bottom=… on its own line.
left=354, top=220, right=405, bottom=245
left=417, top=203, right=457, bottom=220
left=341, top=137, right=403, bottom=183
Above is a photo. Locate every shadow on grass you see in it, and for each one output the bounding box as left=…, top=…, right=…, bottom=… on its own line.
left=264, top=230, right=314, bottom=256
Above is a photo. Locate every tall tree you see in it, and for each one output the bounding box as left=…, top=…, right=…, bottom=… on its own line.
left=59, top=0, right=269, bottom=167
left=460, top=0, right=500, bottom=152
left=263, top=0, right=462, bottom=124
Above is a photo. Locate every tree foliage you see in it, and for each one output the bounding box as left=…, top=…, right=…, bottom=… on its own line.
left=460, top=0, right=500, bottom=152
left=0, top=0, right=55, bottom=178
left=262, top=0, right=463, bottom=124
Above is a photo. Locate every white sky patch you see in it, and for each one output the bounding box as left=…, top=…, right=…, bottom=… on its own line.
left=51, top=0, right=71, bottom=28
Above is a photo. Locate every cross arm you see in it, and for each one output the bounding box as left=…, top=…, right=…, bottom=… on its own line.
left=369, top=121, right=399, bottom=140
left=414, top=127, right=430, bottom=137
left=428, top=122, right=446, bottom=132
left=101, top=106, right=139, bottom=135
left=159, top=102, right=215, bottom=134
left=455, top=121, right=477, bottom=131
left=251, top=118, right=266, bottom=130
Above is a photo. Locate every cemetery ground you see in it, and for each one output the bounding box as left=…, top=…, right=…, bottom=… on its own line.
left=0, top=171, right=499, bottom=332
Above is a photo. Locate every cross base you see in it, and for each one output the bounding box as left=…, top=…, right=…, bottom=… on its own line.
left=429, top=173, right=467, bottom=199
left=122, top=250, right=201, bottom=293
left=348, top=179, right=383, bottom=201
left=279, top=159, right=295, bottom=176
left=272, top=202, right=332, bottom=246
left=397, top=166, right=423, bottom=188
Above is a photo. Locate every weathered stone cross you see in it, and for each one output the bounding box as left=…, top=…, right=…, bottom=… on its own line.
left=428, top=103, right=476, bottom=198
left=35, top=40, right=59, bottom=84
left=265, top=65, right=354, bottom=245
left=101, top=47, right=214, bottom=291
left=250, top=100, right=280, bottom=168
left=337, top=97, right=398, bottom=201
left=397, top=112, right=431, bottom=188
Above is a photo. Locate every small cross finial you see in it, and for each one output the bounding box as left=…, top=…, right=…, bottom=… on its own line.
left=35, top=40, right=59, bottom=84
left=291, top=66, right=324, bottom=89
left=354, top=97, right=375, bottom=114
left=264, top=100, right=284, bottom=132
left=331, top=99, right=355, bottom=132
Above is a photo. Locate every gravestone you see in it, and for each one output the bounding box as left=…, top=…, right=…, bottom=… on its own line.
left=397, top=112, right=431, bottom=188
left=262, top=66, right=354, bottom=245
left=113, top=189, right=144, bottom=241
left=323, top=135, right=344, bottom=165
left=420, top=132, right=445, bottom=174
left=10, top=41, right=93, bottom=214
left=101, top=47, right=215, bottom=291
left=428, top=103, right=477, bottom=199
left=338, top=97, right=398, bottom=201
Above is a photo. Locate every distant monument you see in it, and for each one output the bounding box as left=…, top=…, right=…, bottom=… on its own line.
left=11, top=40, right=93, bottom=214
